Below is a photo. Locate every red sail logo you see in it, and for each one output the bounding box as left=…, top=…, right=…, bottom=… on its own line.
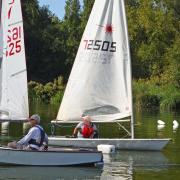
left=8, top=0, right=15, bottom=19
left=83, top=24, right=116, bottom=52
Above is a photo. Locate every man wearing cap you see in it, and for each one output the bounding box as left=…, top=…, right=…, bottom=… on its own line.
left=73, top=115, right=98, bottom=138
left=8, top=114, right=48, bottom=151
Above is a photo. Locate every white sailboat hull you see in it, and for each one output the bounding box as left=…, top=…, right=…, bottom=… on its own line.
left=0, top=147, right=103, bottom=166
left=48, top=137, right=170, bottom=151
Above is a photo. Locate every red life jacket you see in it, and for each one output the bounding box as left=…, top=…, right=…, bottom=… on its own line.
left=81, top=124, right=94, bottom=138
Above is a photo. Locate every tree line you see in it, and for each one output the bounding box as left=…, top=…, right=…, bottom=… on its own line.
left=22, top=0, right=94, bottom=83
left=22, top=0, right=180, bottom=109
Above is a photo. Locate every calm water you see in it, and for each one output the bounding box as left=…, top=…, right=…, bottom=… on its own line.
left=0, top=102, right=180, bottom=180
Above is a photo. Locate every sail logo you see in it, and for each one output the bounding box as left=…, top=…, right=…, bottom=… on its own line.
left=8, top=0, right=15, bottom=19
left=105, top=24, right=113, bottom=34
left=6, top=0, right=22, bottom=57
left=83, top=24, right=116, bottom=52
left=98, top=24, right=114, bottom=34
left=6, top=27, right=22, bottom=57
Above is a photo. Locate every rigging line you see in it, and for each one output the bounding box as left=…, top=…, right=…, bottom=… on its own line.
left=116, top=122, right=131, bottom=136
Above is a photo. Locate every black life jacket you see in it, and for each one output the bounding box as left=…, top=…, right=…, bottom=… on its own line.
left=28, top=125, right=45, bottom=147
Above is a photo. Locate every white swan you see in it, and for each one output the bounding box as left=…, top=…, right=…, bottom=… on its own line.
left=173, top=120, right=179, bottom=126
left=157, top=120, right=165, bottom=125
left=173, top=120, right=179, bottom=130
left=157, top=120, right=165, bottom=130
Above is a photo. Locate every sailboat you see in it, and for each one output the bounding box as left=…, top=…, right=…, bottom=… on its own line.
left=49, top=0, right=170, bottom=150
left=0, top=0, right=103, bottom=166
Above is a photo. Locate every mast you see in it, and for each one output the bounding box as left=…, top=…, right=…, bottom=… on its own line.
left=121, top=0, right=134, bottom=139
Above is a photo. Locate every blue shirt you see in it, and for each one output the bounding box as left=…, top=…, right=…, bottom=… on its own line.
left=17, top=125, right=48, bottom=150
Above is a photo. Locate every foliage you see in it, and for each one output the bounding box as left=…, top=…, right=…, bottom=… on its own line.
left=28, top=76, right=65, bottom=103
left=126, top=0, right=178, bottom=78
left=22, top=0, right=68, bottom=82
left=133, top=77, right=180, bottom=111
left=162, top=35, right=180, bottom=87
left=80, top=0, right=95, bottom=31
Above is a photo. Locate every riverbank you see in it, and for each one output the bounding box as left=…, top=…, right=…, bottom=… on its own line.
left=133, top=77, right=180, bottom=111
left=28, top=76, right=180, bottom=111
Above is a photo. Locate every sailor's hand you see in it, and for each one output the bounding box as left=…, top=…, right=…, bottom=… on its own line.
left=72, top=134, right=77, bottom=138
left=44, top=145, right=48, bottom=151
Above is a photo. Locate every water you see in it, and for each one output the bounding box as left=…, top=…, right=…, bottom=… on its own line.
left=0, top=102, right=180, bottom=180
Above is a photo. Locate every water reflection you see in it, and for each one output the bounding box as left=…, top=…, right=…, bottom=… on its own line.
left=101, top=151, right=169, bottom=179
left=157, top=124, right=165, bottom=130
left=0, top=103, right=179, bottom=179
left=0, top=166, right=102, bottom=180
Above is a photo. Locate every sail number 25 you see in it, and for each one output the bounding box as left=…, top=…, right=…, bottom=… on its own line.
left=6, top=26, right=22, bottom=57
left=83, top=40, right=116, bottom=52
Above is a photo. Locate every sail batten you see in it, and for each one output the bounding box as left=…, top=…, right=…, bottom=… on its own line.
left=0, top=0, right=29, bottom=120
left=8, top=20, right=23, bottom=27
left=57, top=0, right=132, bottom=123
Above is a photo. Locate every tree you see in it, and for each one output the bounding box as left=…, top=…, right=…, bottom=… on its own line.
left=80, top=0, right=95, bottom=31
left=63, top=0, right=81, bottom=68
left=126, top=0, right=177, bottom=78
left=22, top=0, right=67, bottom=83
left=162, top=35, right=180, bottom=87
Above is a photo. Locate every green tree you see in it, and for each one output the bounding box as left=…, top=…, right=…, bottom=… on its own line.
left=80, top=0, right=95, bottom=31
left=127, top=0, right=177, bottom=78
left=63, top=0, right=81, bottom=68
left=22, top=0, right=67, bottom=83
left=162, top=35, right=180, bottom=87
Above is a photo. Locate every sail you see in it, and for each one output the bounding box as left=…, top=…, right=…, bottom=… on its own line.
left=57, top=0, right=132, bottom=122
left=0, top=0, right=2, bottom=105
left=0, top=0, right=29, bottom=120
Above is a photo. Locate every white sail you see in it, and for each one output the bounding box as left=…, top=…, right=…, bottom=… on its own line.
left=0, top=0, right=29, bottom=120
left=57, top=0, right=132, bottom=122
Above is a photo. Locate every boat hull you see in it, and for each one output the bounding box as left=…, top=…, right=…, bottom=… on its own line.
left=48, top=137, right=171, bottom=151
left=0, top=147, right=103, bottom=166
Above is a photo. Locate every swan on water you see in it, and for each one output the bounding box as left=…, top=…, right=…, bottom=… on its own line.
left=157, top=120, right=165, bottom=125
left=173, top=120, right=179, bottom=130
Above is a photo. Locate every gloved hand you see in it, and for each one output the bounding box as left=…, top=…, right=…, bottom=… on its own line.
left=44, top=145, right=48, bottom=151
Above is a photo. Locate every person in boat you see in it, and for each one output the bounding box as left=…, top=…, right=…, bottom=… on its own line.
left=8, top=114, right=48, bottom=151
left=73, top=115, right=98, bottom=138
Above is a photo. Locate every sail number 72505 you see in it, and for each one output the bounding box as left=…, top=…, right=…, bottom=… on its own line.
left=83, top=40, right=116, bottom=52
